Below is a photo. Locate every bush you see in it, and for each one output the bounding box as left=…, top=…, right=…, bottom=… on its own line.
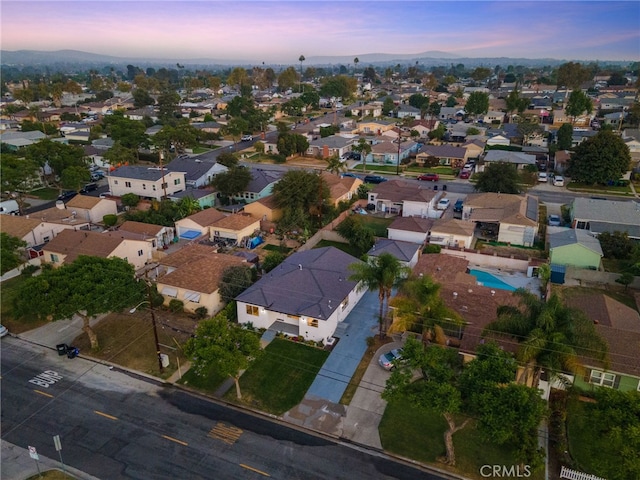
left=168, top=299, right=184, bottom=313
left=271, top=154, right=287, bottom=164
left=103, top=214, right=118, bottom=227
left=194, top=306, right=208, bottom=319
left=121, top=193, right=140, bottom=208
left=262, top=251, right=286, bottom=273
left=423, top=244, right=442, bottom=254
left=20, top=264, right=39, bottom=277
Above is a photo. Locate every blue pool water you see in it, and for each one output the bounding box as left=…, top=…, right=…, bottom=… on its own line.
left=469, top=269, right=517, bottom=292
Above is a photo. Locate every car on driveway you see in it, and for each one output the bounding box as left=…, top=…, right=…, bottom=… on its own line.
left=538, top=172, right=548, bottom=182
left=453, top=199, right=464, bottom=213
left=364, top=175, right=387, bottom=184
left=437, top=198, right=451, bottom=210
left=417, top=173, right=439, bottom=182
left=548, top=214, right=562, bottom=226
left=379, top=348, right=403, bottom=370
left=459, top=170, right=470, bottom=179
left=553, top=176, right=565, bottom=187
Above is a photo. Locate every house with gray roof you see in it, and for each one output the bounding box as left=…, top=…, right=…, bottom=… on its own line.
left=0, top=130, right=46, bottom=150
left=233, top=168, right=283, bottom=204
left=107, top=165, right=186, bottom=200
left=367, top=238, right=421, bottom=268
left=416, top=144, right=468, bottom=169
left=571, top=197, right=640, bottom=239
left=306, top=135, right=353, bottom=159
left=235, top=247, right=366, bottom=343
left=166, top=153, right=227, bottom=188
left=548, top=229, right=603, bottom=270
left=483, top=150, right=536, bottom=169
left=368, top=180, right=440, bottom=217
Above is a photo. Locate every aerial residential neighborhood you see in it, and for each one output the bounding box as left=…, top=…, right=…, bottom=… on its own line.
left=1, top=2, right=639, bottom=480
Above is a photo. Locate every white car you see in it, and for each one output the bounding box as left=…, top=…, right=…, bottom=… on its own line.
left=241, top=134, right=253, bottom=142
left=437, top=198, right=450, bottom=210
left=379, top=348, right=403, bottom=370
left=538, top=172, right=548, bottom=182
left=0, top=325, right=8, bottom=338
left=553, top=176, right=565, bottom=187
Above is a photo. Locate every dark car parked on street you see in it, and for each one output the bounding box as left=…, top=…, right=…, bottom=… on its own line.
left=57, top=191, right=78, bottom=202
left=364, top=175, right=388, bottom=184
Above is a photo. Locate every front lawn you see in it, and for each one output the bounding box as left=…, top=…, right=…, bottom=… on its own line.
left=567, top=181, right=632, bottom=196
left=225, top=338, right=329, bottom=415
left=0, top=274, right=49, bottom=333
left=262, top=244, right=292, bottom=254
left=28, top=187, right=59, bottom=200
left=380, top=397, right=544, bottom=480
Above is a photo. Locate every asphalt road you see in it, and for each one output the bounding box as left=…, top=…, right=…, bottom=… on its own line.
left=1, top=337, right=446, bottom=480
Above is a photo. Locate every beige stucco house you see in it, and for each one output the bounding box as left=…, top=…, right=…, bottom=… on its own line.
left=243, top=195, right=283, bottom=222
left=174, top=208, right=226, bottom=240
left=65, top=195, right=117, bottom=224
left=210, top=213, right=261, bottom=244
left=429, top=218, right=476, bottom=249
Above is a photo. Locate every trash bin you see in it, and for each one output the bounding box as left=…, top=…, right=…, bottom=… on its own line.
left=66, top=346, right=79, bottom=359
left=434, top=185, right=438, bottom=190
left=443, top=184, right=447, bottom=191
left=56, top=344, right=69, bottom=356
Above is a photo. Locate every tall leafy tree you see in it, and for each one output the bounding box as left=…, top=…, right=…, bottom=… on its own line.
left=13, top=256, right=145, bottom=350
left=276, top=132, right=309, bottom=158
left=24, top=140, right=86, bottom=190
left=0, top=233, right=27, bottom=275
left=319, top=75, right=357, bottom=100
left=153, top=121, right=198, bottom=154
left=556, top=62, right=590, bottom=90
left=273, top=170, right=327, bottom=215
left=484, top=289, right=608, bottom=386
left=0, top=153, right=39, bottom=214
left=556, top=123, right=573, bottom=150
left=348, top=252, right=409, bottom=339
left=567, top=130, right=631, bottom=184
left=352, top=138, right=372, bottom=173
left=335, top=215, right=375, bottom=255
left=225, top=117, right=248, bottom=150
left=565, top=89, right=593, bottom=124
left=464, top=92, right=489, bottom=117
left=211, top=166, right=252, bottom=198
left=277, top=67, right=299, bottom=92
left=324, top=154, right=347, bottom=176
left=218, top=265, right=255, bottom=303
left=184, top=312, right=262, bottom=399
left=474, top=161, right=521, bottom=194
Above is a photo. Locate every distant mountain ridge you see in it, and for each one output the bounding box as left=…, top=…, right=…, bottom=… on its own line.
left=0, top=49, right=628, bottom=69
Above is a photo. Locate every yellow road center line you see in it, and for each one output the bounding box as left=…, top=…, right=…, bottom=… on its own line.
left=34, top=389, right=53, bottom=398
left=240, top=464, right=270, bottom=477
left=162, top=435, right=188, bottom=446
left=94, top=410, right=118, bottom=421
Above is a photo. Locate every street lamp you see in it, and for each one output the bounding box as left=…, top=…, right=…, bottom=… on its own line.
left=130, top=296, right=164, bottom=373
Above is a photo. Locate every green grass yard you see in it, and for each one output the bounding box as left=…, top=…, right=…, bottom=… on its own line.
left=225, top=338, right=329, bottom=415
left=28, top=187, right=59, bottom=200
left=358, top=216, right=394, bottom=237
left=314, top=239, right=361, bottom=258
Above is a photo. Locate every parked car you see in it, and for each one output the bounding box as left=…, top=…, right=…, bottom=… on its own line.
left=364, top=175, right=387, bottom=184
left=459, top=170, right=470, bottom=179
left=341, top=172, right=360, bottom=179
left=417, top=173, right=439, bottom=182
left=538, top=172, right=548, bottom=182
left=241, top=134, right=253, bottom=141
left=0, top=325, right=8, bottom=338
left=81, top=182, right=97, bottom=193
left=453, top=199, right=464, bottom=213
left=57, top=191, right=78, bottom=202
left=91, top=171, right=105, bottom=181
left=379, top=348, right=403, bottom=370
left=553, top=176, right=565, bottom=187
left=437, top=198, right=451, bottom=210
left=548, top=214, right=561, bottom=226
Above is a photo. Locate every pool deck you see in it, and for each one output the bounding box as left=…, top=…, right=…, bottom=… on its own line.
left=469, top=265, right=540, bottom=293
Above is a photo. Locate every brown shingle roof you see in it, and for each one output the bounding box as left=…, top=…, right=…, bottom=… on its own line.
left=211, top=213, right=259, bottom=231
left=465, top=192, right=537, bottom=226
left=159, top=244, right=219, bottom=268
left=431, top=218, right=476, bottom=236
left=43, top=229, right=124, bottom=262
left=66, top=194, right=102, bottom=209
left=183, top=208, right=226, bottom=227
left=372, top=180, right=437, bottom=203
left=0, top=215, right=43, bottom=239
left=565, top=293, right=640, bottom=333
left=159, top=253, right=246, bottom=293
left=388, top=216, right=434, bottom=233
left=591, top=325, right=640, bottom=377
left=118, top=221, right=164, bottom=236
left=252, top=194, right=279, bottom=210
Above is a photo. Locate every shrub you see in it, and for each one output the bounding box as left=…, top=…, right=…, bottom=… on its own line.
left=121, top=193, right=140, bottom=208
left=194, top=306, right=208, bottom=319
left=168, top=299, right=184, bottom=313
left=103, top=214, right=118, bottom=227
left=20, top=264, right=39, bottom=277
left=423, top=244, right=442, bottom=254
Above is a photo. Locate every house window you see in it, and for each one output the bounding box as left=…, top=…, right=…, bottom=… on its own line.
left=43, top=236, right=50, bottom=243
left=50, top=254, right=59, bottom=262
left=142, top=184, right=146, bottom=190
left=153, top=185, right=157, bottom=191
left=174, top=178, right=181, bottom=185
left=589, top=370, right=616, bottom=388
left=137, top=249, right=143, bottom=256
left=307, top=318, right=318, bottom=328
left=161, top=182, right=168, bottom=190
left=125, top=181, right=131, bottom=188
left=246, top=305, right=259, bottom=316
left=114, top=180, right=119, bottom=185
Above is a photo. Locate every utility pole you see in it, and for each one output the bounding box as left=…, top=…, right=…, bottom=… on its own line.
left=159, top=150, right=168, bottom=199
left=145, top=271, right=164, bottom=373
left=396, top=125, right=402, bottom=176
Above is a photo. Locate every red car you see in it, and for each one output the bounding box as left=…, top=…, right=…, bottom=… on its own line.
left=417, top=173, right=439, bottom=182
left=459, top=170, right=470, bottom=179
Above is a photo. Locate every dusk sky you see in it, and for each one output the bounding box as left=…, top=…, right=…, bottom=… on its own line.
left=2, top=1, right=639, bottom=63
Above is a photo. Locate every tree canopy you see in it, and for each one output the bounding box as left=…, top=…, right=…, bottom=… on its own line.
left=474, top=162, right=521, bottom=194
left=567, top=130, right=631, bottom=184
left=0, top=233, right=26, bottom=275
left=184, top=312, right=262, bottom=399
left=556, top=123, right=573, bottom=150
left=211, top=166, right=252, bottom=199
left=218, top=265, right=255, bottom=303
left=565, top=89, right=593, bottom=123
left=0, top=153, right=39, bottom=214
left=13, top=256, right=145, bottom=349
left=464, top=92, right=489, bottom=116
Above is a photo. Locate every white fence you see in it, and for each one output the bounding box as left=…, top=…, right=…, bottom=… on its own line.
left=560, top=466, right=606, bottom=480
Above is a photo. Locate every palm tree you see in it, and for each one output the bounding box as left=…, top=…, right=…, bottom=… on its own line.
left=352, top=138, right=372, bottom=175
left=388, top=275, right=463, bottom=344
left=353, top=57, right=359, bottom=76
left=483, top=289, right=608, bottom=387
left=325, top=154, right=347, bottom=176
left=298, top=55, right=305, bottom=93
left=348, top=252, right=410, bottom=339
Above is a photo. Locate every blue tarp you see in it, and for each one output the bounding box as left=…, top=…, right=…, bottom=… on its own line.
left=179, top=230, right=201, bottom=239
left=249, top=237, right=263, bottom=249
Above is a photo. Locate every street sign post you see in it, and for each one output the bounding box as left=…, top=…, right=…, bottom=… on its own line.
left=52, top=434, right=67, bottom=476
left=28, top=446, right=41, bottom=477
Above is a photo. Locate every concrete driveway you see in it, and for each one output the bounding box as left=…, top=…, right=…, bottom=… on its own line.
left=341, top=341, right=403, bottom=449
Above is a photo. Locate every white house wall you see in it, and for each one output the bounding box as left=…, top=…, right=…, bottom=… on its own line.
left=402, top=200, right=438, bottom=218
left=388, top=228, right=427, bottom=244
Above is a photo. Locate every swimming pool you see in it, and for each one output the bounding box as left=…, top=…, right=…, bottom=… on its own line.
left=469, top=269, right=517, bottom=292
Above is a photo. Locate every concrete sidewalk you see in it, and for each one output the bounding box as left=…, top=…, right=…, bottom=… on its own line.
left=1, top=440, right=100, bottom=480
